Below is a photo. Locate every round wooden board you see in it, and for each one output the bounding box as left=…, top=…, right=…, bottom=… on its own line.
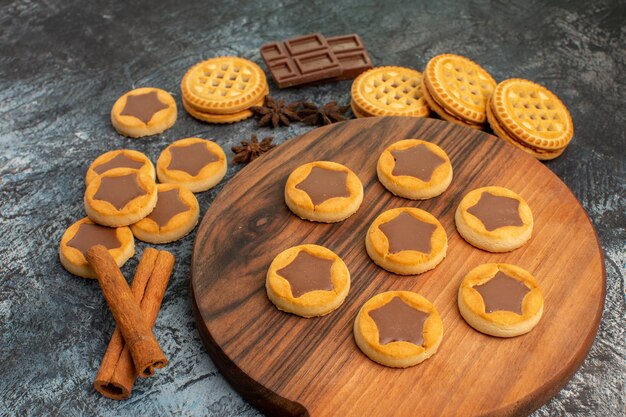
left=191, top=117, right=605, bottom=417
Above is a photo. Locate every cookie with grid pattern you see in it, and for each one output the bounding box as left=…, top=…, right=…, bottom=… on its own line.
left=421, top=78, right=483, bottom=130
left=182, top=88, right=267, bottom=124
left=423, top=54, right=496, bottom=126
left=490, top=78, right=573, bottom=151
left=351, top=66, right=429, bottom=118
left=181, top=56, right=268, bottom=114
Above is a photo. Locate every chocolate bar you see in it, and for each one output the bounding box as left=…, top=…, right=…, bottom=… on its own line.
left=260, top=33, right=372, bottom=88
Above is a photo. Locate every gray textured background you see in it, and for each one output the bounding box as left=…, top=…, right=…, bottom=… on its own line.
left=0, top=0, right=624, bottom=416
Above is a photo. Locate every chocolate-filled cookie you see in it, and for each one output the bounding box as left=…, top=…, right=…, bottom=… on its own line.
left=354, top=291, right=443, bottom=368
left=156, top=137, right=227, bottom=193
left=59, top=217, right=134, bottom=279
left=458, top=263, right=543, bottom=337
left=111, top=87, right=177, bottom=138
left=130, top=183, right=199, bottom=244
left=84, top=167, right=157, bottom=227
left=85, top=149, right=155, bottom=186
left=284, top=161, right=363, bottom=223
left=365, top=207, right=447, bottom=275
left=455, top=186, right=533, bottom=252
left=377, top=139, right=453, bottom=200
left=266, top=244, right=350, bottom=317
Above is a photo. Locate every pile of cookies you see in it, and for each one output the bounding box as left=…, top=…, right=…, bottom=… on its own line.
left=266, top=137, right=543, bottom=368
left=59, top=138, right=227, bottom=278
left=351, top=53, right=574, bottom=160
left=180, top=56, right=269, bottom=124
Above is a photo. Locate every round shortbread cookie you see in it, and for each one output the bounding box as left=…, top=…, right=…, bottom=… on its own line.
left=351, top=66, right=430, bottom=117
left=156, top=137, right=227, bottom=193
left=59, top=217, right=134, bottom=279
left=458, top=263, right=544, bottom=337
left=377, top=139, right=453, bottom=200
left=354, top=291, right=443, bottom=368
left=111, top=87, right=177, bottom=138
left=486, top=101, right=565, bottom=160
left=181, top=56, right=267, bottom=114
left=455, top=186, right=533, bottom=252
left=130, top=183, right=199, bottom=244
left=84, top=168, right=158, bottom=227
left=491, top=78, right=573, bottom=150
left=284, top=161, right=363, bottom=223
left=266, top=244, right=350, bottom=317
left=423, top=54, right=496, bottom=125
left=365, top=207, right=447, bottom=275
left=182, top=90, right=267, bottom=124
left=85, top=149, right=155, bottom=186
left=421, top=80, right=483, bottom=130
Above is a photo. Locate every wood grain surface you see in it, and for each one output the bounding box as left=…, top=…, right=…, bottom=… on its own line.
left=191, top=117, right=605, bottom=417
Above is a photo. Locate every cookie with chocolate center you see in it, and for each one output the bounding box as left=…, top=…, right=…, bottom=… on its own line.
left=111, top=87, right=177, bottom=138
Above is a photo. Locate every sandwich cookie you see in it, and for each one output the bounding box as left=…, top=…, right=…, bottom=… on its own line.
left=156, top=137, right=227, bottom=193
left=354, top=291, right=443, bottom=368
left=422, top=54, right=496, bottom=129
left=85, top=149, right=155, bottom=186
left=130, top=183, right=199, bottom=244
left=366, top=207, right=447, bottom=275
left=458, top=263, right=543, bottom=337
left=266, top=244, right=350, bottom=317
left=455, top=186, right=532, bottom=252
left=111, top=87, right=177, bottom=138
left=377, top=139, right=453, bottom=200
left=59, top=217, right=134, bottom=279
left=351, top=66, right=429, bottom=118
left=487, top=78, right=573, bottom=160
left=285, top=161, right=363, bottom=223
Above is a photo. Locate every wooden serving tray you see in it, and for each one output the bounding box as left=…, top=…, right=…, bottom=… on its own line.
left=191, top=117, right=604, bottom=417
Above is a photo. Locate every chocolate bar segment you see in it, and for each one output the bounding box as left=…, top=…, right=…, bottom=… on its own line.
left=261, top=33, right=372, bottom=88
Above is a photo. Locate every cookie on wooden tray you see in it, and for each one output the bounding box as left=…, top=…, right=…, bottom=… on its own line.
left=458, top=263, right=543, bottom=337
left=156, top=138, right=227, bottom=193
left=130, top=183, right=199, bottom=244
left=354, top=291, right=443, bottom=368
left=266, top=244, right=350, bottom=317
left=377, top=139, right=453, bottom=199
left=284, top=161, right=363, bottom=223
left=422, top=54, right=496, bottom=129
left=487, top=78, right=573, bottom=160
left=351, top=66, right=430, bottom=118
left=59, top=217, right=134, bottom=279
left=111, top=87, right=177, bottom=138
left=181, top=56, right=268, bottom=115
left=85, top=149, right=155, bottom=186
left=84, top=168, right=157, bottom=227
left=455, top=186, right=533, bottom=252
left=365, top=207, right=447, bottom=275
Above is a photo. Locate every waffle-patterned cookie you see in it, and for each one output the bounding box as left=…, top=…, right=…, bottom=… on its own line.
left=351, top=66, right=429, bottom=118
left=490, top=78, right=573, bottom=151
left=182, top=91, right=266, bottom=124
left=423, top=54, right=496, bottom=126
left=181, top=57, right=267, bottom=114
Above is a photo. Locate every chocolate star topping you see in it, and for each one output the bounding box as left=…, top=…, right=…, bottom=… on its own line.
left=467, top=192, right=523, bottom=231
left=276, top=251, right=335, bottom=298
left=93, top=173, right=147, bottom=210
left=379, top=212, right=437, bottom=254
left=297, top=101, right=350, bottom=126
left=231, top=135, right=275, bottom=164
left=474, top=271, right=530, bottom=314
left=295, top=166, right=349, bottom=206
left=93, top=154, right=144, bottom=175
left=368, top=297, right=429, bottom=345
left=67, top=223, right=121, bottom=257
left=168, top=142, right=218, bottom=176
left=391, top=144, right=446, bottom=181
left=120, top=91, right=169, bottom=124
left=250, top=96, right=301, bottom=128
left=147, top=188, right=189, bottom=228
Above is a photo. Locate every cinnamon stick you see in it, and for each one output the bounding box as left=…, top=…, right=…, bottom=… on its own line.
left=93, top=249, right=175, bottom=399
left=87, top=245, right=168, bottom=383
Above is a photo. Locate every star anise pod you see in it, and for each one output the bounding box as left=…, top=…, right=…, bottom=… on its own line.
left=250, top=96, right=301, bottom=128
left=297, top=101, right=351, bottom=126
left=231, top=135, right=276, bottom=164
